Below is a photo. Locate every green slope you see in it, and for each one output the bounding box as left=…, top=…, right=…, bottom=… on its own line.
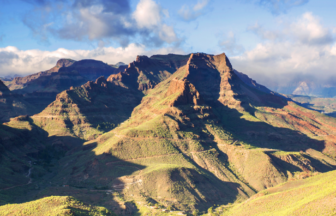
left=0, top=196, right=114, bottom=216
left=224, top=170, right=336, bottom=216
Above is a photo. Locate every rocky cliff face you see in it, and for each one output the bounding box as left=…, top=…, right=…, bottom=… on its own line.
left=107, top=54, right=190, bottom=92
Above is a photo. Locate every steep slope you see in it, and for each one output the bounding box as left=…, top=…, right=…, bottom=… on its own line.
left=0, top=80, right=9, bottom=93
left=0, top=116, right=53, bottom=193
left=32, top=54, right=191, bottom=140
left=0, top=80, right=37, bottom=122
left=32, top=77, right=143, bottom=140
left=107, top=54, right=191, bottom=92
left=224, top=170, right=336, bottom=216
left=46, top=53, right=336, bottom=213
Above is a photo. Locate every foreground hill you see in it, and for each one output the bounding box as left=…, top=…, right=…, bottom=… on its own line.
left=224, top=169, right=336, bottom=216
left=37, top=53, right=336, bottom=213
left=0, top=196, right=114, bottom=216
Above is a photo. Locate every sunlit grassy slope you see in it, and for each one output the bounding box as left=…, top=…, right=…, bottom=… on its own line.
left=224, top=170, right=336, bottom=216
left=0, top=196, right=114, bottom=216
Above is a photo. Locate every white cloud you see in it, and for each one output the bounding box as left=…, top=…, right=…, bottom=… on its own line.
left=133, top=0, right=161, bottom=28
left=22, top=0, right=179, bottom=47
left=290, top=12, right=333, bottom=45
left=248, top=12, right=334, bottom=45
left=178, top=0, right=210, bottom=21
left=0, top=44, right=184, bottom=77
left=232, top=12, right=336, bottom=87
left=132, top=0, right=178, bottom=44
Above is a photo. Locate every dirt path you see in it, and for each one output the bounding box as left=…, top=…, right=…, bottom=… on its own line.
left=0, top=161, right=33, bottom=191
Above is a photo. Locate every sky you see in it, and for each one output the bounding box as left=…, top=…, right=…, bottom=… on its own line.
left=1, top=0, right=336, bottom=87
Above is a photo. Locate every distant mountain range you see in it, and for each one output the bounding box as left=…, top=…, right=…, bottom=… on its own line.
left=0, top=59, right=126, bottom=121
left=1, top=53, right=336, bottom=215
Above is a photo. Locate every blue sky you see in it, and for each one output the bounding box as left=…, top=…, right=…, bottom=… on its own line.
left=1, top=0, right=336, bottom=86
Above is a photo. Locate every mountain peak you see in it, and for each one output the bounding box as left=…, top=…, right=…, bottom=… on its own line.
left=56, top=59, right=76, bottom=68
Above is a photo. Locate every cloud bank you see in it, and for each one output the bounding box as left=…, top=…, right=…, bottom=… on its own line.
left=0, top=44, right=184, bottom=77
left=231, top=12, right=336, bottom=87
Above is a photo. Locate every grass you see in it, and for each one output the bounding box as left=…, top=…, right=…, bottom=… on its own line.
left=0, top=196, right=115, bottom=216
left=224, top=170, right=336, bottom=216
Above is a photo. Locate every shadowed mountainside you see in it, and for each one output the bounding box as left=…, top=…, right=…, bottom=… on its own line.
left=32, top=54, right=191, bottom=140
left=0, top=80, right=37, bottom=122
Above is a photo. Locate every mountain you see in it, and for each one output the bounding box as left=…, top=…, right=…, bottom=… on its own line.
left=33, top=53, right=336, bottom=213
left=110, top=62, right=127, bottom=68
left=32, top=54, right=191, bottom=140
left=1, top=59, right=128, bottom=121
left=32, top=77, right=143, bottom=140
left=5, top=59, right=76, bottom=92
left=2, top=52, right=336, bottom=215
left=5, top=58, right=125, bottom=95
left=58, top=59, right=125, bottom=81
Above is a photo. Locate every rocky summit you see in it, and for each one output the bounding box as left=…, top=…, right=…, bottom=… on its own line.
left=1, top=53, right=336, bottom=215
